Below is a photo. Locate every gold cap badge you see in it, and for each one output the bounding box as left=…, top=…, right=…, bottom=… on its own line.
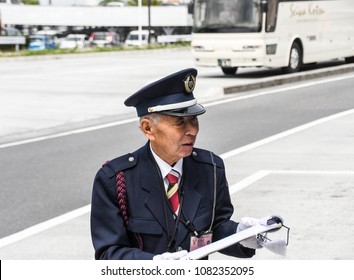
left=184, top=74, right=196, bottom=94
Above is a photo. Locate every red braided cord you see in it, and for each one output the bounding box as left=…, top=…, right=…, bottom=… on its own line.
left=116, top=171, right=143, bottom=250
left=116, top=172, right=129, bottom=226
left=134, top=233, right=144, bottom=251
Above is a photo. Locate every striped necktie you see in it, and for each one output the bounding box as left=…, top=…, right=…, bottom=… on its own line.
left=166, top=170, right=180, bottom=214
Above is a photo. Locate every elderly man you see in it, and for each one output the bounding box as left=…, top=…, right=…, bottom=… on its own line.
left=90, top=68, right=260, bottom=260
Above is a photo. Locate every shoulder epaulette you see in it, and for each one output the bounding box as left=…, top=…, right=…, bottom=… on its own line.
left=100, top=153, right=137, bottom=178
left=190, top=148, right=224, bottom=168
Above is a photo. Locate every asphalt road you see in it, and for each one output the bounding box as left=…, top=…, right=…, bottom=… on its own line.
left=1, top=49, right=350, bottom=143
left=0, top=50, right=354, bottom=260
left=0, top=68, right=354, bottom=239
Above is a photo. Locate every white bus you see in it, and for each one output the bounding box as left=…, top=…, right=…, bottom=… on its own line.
left=191, top=0, right=354, bottom=75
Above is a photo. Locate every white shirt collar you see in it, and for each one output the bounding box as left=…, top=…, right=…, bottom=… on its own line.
left=149, top=144, right=183, bottom=180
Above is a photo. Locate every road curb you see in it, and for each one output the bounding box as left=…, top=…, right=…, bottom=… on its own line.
left=224, top=63, right=354, bottom=94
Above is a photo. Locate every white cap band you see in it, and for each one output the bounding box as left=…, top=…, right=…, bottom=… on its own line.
left=148, top=99, right=197, bottom=113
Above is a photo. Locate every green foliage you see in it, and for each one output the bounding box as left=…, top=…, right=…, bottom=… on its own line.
left=22, top=0, right=39, bottom=5
left=129, top=0, right=162, bottom=6
left=99, top=0, right=121, bottom=5
left=0, top=42, right=190, bottom=58
left=100, top=0, right=162, bottom=6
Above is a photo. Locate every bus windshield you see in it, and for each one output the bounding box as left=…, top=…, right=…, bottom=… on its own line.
left=193, top=0, right=263, bottom=33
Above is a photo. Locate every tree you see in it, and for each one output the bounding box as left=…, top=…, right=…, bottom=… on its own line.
left=129, top=0, right=162, bottom=6
left=99, top=0, right=124, bottom=6
left=22, top=0, right=39, bottom=5
left=100, top=0, right=162, bottom=5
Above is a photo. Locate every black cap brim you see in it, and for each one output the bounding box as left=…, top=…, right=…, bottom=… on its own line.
left=158, top=103, right=206, bottom=117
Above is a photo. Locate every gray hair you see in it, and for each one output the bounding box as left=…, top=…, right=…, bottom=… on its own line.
left=139, top=113, right=161, bottom=125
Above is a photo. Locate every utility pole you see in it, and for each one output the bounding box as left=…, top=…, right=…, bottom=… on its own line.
left=0, top=10, right=2, bottom=36
left=147, top=0, right=151, bottom=44
left=138, top=0, right=142, bottom=46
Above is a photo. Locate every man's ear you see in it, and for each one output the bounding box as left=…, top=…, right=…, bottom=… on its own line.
left=140, top=118, right=155, bottom=141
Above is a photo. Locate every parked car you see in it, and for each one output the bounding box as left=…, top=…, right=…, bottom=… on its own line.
left=27, top=34, right=57, bottom=51
left=0, top=26, right=22, bottom=36
left=88, top=31, right=121, bottom=47
left=0, top=26, right=25, bottom=51
left=59, top=34, right=88, bottom=49
left=124, top=30, right=156, bottom=47
left=34, top=30, right=60, bottom=44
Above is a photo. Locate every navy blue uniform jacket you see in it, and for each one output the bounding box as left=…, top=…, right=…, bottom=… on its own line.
left=90, top=142, right=255, bottom=260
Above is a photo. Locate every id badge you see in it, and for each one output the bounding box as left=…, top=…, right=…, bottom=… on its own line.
left=190, top=231, right=213, bottom=252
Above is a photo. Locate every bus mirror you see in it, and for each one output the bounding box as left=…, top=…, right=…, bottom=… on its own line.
left=261, top=0, right=268, bottom=12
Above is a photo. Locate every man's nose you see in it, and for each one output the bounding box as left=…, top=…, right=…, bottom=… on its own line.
left=185, top=119, right=199, bottom=135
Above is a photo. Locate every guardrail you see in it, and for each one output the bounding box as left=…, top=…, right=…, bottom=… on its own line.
left=0, top=36, right=26, bottom=51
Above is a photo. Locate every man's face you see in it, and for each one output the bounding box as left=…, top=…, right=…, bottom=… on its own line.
left=148, top=115, right=199, bottom=165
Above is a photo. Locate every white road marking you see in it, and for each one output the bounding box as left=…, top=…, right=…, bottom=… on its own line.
left=220, top=108, right=354, bottom=159
left=0, top=205, right=91, bottom=249
left=229, top=170, right=354, bottom=195
left=229, top=170, right=271, bottom=194
left=0, top=118, right=138, bottom=149
left=1, top=74, right=354, bottom=149
left=1, top=76, right=354, bottom=248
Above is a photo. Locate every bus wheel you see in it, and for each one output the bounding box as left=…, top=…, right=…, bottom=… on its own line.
left=221, top=67, right=238, bottom=75
left=282, top=42, right=302, bottom=74
left=345, top=56, right=354, bottom=63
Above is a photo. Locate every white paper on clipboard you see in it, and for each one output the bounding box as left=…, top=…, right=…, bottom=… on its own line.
left=180, top=216, right=284, bottom=260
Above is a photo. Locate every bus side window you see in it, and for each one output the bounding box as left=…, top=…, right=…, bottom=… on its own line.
left=266, top=0, right=279, bottom=32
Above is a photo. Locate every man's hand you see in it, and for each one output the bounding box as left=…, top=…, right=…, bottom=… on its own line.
left=237, top=217, right=263, bottom=249
left=153, top=250, right=188, bottom=260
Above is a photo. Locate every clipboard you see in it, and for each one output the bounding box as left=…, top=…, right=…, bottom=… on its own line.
left=180, top=215, right=285, bottom=260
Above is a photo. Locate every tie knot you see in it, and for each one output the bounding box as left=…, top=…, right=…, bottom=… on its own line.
left=166, top=170, right=179, bottom=184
